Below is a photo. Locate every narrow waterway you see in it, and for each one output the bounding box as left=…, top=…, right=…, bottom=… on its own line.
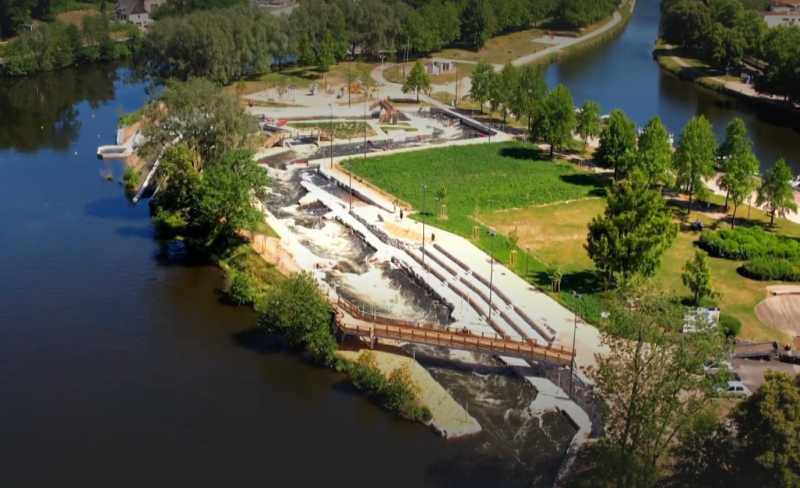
left=545, top=0, right=800, bottom=173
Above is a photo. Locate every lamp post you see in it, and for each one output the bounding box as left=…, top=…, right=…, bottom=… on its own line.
left=364, top=96, right=368, bottom=159
left=445, top=82, right=449, bottom=104
left=454, top=54, right=459, bottom=108
left=348, top=55, right=352, bottom=108
left=348, top=155, right=353, bottom=211
left=421, top=184, right=428, bottom=269
left=570, top=290, right=582, bottom=399
left=487, top=231, right=497, bottom=316
left=328, top=103, right=334, bottom=168
left=525, top=246, right=530, bottom=283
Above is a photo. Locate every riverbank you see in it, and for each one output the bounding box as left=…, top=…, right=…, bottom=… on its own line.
left=653, top=43, right=800, bottom=126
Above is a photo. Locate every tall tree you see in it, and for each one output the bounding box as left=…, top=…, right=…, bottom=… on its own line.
left=717, top=118, right=759, bottom=226
left=595, top=108, right=637, bottom=180
left=140, top=78, right=259, bottom=168
left=154, top=144, right=202, bottom=223
left=662, top=0, right=713, bottom=49
left=682, top=249, right=718, bottom=305
left=755, top=25, right=800, bottom=104
left=635, top=116, right=673, bottom=187
left=195, top=148, right=270, bottom=244
left=756, top=158, right=798, bottom=227
left=460, top=0, right=488, bottom=49
left=298, top=34, right=316, bottom=68
left=730, top=371, right=800, bottom=487
left=316, top=31, right=336, bottom=73
left=591, top=284, right=730, bottom=488
left=576, top=100, right=601, bottom=151
left=495, top=62, right=519, bottom=124
left=586, top=173, right=678, bottom=283
left=510, top=65, right=548, bottom=134
left=533, top=84, right=575, bottom=157
left=402, top=60, right=431, bottom=102
left=704, top=21, right=745, bottom=71
left=469, top=59, right=495, bottom=113
left=673, top=115, right=718, bottom=215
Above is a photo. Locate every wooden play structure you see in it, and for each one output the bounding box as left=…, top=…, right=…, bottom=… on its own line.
left=370, top=98, right=398, bottom=123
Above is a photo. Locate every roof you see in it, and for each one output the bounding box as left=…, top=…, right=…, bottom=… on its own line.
left=760, top=10, right=800, bottom=15
left=130, top=0, right=148, bottom=14
left=771, top=0, right=800, bottom=5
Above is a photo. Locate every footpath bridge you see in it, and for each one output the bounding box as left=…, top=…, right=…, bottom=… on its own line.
left=332, top=297, right=574, bottom=366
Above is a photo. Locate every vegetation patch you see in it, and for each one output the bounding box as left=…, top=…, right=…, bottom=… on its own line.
left=290, top=121, right=375, bottom=139
left=699, top=226, right=800, bottom=262
left=119, top=108, right=144, bottom=127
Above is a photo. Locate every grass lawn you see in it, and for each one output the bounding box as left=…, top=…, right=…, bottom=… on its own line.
left=383, top=62, right=477, bottom=86
left=434, top=29, right=546, bottom=64
left=481, top=193, right=798, bottom=343
left=225, top=61, right=380, bottom=98
left=288, top=121, right=375, bottom=139
left=379, top=125, right=417, bottom=132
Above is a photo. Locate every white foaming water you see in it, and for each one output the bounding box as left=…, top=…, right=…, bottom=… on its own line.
left=336, top=265, right=431, bottom=322
left=291, top=219, right=369, bottom=265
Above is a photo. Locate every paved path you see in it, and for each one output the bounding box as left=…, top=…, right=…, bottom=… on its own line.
left=373, top=6, right=628, bottom=98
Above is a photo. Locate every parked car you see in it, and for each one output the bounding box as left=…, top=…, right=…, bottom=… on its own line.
left=703, top=359, right=733, bottom=374
left=717, top=381, right=751, bottom=398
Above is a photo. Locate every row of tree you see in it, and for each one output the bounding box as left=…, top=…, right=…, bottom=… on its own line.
left=140, top=5, right=286, bottom=85
left=0, top=13, right=139, bottom=77
left=661, top=0, right=800, bottom=103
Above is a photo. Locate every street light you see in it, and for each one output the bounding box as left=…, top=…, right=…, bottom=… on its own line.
left=525, top=246, right=530, bottom=282
left=570, top=290, right=582, bottom=399
left=348, top=155, right=353, bottom=211
left=328, top=103, right=334, bottom=169
left=348, top=54, right=352, bottom=108
left=364, top=95, right=368, bottom=159
left=421, top=184, right=428, bottom=268
left=445, top=82, right=449, bottom=104
left=454, top=54, right=459, bottom=108
left=487, top=230, right=497, bottom=316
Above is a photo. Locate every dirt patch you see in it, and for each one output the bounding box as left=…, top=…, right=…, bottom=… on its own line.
left=755, top=295, right=800, bottom=335
left=56, top=9, right=98, bottom=27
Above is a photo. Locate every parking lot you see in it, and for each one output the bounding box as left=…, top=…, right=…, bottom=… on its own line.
left=733, top=358, right=800, bottom=392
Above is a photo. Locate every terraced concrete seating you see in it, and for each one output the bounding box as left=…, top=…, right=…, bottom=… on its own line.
left=433, top=243, right=556, bottom=342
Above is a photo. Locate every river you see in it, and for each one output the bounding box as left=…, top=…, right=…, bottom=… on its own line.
left=545, top=0, right=800, bottom=173
left=2, top=1, right=799, bottom=486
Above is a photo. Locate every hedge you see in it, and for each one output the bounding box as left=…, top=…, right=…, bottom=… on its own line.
left=741, top=257, right=800, bottom=282
left=699, top=227, right=800, bottom=262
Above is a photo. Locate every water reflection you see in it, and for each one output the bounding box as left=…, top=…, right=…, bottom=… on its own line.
left=545, top=0, right=800, bottom=172
left=0, top=63, right=124, bottom=152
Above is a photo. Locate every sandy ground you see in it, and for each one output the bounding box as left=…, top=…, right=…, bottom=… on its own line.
left=336, top=338, right=481, bottom=438
left=755, top=295, right=800, bottom=336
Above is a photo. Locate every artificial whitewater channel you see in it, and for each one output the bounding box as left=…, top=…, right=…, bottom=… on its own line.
left=257, top=111, right=578, bottom=487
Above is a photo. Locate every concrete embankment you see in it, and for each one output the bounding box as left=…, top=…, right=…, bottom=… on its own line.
left=250, top=198, right=482, bottom=439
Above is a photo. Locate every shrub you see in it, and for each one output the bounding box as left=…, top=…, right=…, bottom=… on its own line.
left=122, top=167, right=141, bottom=188
left=226, top=269, right=257, bottom=306
left=119, top=109, right=144, bottom=127
left=152, top=208, right=185, bottom=239
left=718, top=314, right=742, bottom=339
left=741, top=257, right=800, bottom=281
left=699, top=227, right=800, bottom=262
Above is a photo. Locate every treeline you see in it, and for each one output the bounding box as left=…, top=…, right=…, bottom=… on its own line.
left=0, top=14, right=140, bottom=77
left=141, top=5, right=284, bottom=85
left=0, top=0, right=100, bottom=39
left=661, top=0, right=800, bottom=103
left=140, top=0, right=619, bottom=84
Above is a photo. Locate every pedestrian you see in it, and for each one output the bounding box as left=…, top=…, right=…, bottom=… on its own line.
left=431, top=232, right=435, bottom=242
left=400, top=209, right=404, bottom=219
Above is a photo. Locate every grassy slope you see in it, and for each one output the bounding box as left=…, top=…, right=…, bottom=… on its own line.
left=348, top=141, right=797, bottom=343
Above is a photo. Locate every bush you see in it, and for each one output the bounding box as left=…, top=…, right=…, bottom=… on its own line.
left=718, top=314, right=742, bottom=339
left=345, top=351, right=431, bottom=422
left=122, top=167, right=141, bottom=188
left=226, top=269, right=257, bottom=305
left=741, top=257, right=800, bottom=281
left=152, top=207, right=185, bottom=239
left=699, top=227, right=800, bottom=262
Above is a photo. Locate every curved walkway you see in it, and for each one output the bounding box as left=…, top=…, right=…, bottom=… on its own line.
left=371, top=6, right=627, bottom=98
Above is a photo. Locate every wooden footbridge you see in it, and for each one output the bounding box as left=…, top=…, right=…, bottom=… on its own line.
left=332, top=297, right=574, bottom=366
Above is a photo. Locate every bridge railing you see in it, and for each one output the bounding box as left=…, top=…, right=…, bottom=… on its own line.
left=338, top=320, right=573, bottom=365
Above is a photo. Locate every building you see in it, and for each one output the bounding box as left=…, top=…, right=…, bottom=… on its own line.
left=767, top=0, right=799, bottom=13
left=112, top=0, right=166, bottom=30
left=425, top=58, right=453, bottom=76
left=759, top=11, right=800, bottom=27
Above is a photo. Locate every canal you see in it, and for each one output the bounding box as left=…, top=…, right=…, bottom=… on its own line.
left=545, top=0, right=800, bottom=173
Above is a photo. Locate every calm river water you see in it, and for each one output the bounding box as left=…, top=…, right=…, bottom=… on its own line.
left=1, top=0, right=799, bottom=486
left=545, top=0, right=800, bottom=172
